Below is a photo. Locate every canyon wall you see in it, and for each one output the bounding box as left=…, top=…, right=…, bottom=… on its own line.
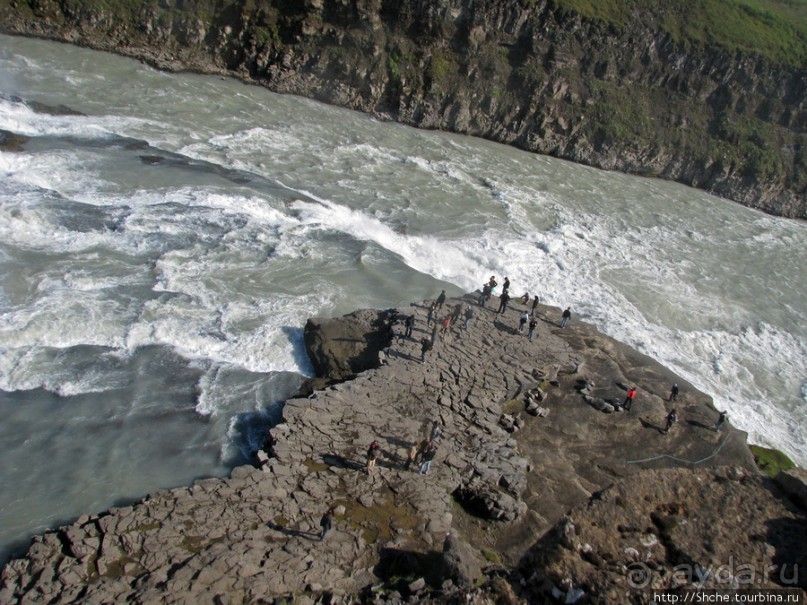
left=1, top=0, right=805, bottom=218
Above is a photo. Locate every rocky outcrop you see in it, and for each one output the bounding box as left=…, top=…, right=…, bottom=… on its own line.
left=775, top=468, right=807, bottom=510
left=0, top=293, right=801, bottom=603
left=0, top=0, right=804, bottom=218
left=302, top=308, right=396, bottom=384
left=520, top=467, right=806, bottom=603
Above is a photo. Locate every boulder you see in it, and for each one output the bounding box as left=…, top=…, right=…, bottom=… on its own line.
left=453, top=477, right=527, bottom=522
left=303, top=309, right=394, bottom=381
left=441, top=533, right=482, bottom=589
left=775, top=468, right=807, bottom=510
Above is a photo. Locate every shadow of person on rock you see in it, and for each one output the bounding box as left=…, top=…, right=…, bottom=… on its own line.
left=266, top=522, right=319, bottom=541
left=640, top=418, right=667, bottom=434
left=765, top=517, right=807, bottom=589
left=321, top=453, right=365, bottom=472
left=492, top=320, right=518, bottom=335
left=686, top=419, right=715, bottom=431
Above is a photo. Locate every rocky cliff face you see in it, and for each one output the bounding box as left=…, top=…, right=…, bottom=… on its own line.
left=1, top=0, right=804, bottom=218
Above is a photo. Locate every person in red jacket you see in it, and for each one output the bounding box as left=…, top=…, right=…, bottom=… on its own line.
left=624, top=386, right=637, bottom=411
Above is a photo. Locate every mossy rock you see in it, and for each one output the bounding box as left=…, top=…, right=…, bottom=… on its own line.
left=501, top=398, right=523, bottom=415
left=749, top=444, right=795, bottom=478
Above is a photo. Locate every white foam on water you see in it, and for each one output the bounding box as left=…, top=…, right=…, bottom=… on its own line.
left=438, top=196, right=807, bottom=466
left=286, top=195, right=482, bottom=290
left=123, top=291, right=321, bottom=374
left=0, top=94, right=156, bottom=142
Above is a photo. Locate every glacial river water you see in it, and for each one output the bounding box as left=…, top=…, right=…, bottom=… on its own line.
left=0, top=34, right=805, bottom=563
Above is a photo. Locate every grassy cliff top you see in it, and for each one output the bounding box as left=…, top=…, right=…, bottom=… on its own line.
left=552, top=0, right=807, bottom=66
left=4, top=0, right=805, bottom=66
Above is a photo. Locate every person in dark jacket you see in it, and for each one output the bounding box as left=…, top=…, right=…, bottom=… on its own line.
left=663, top=409, right=678, bottom=434
left=560, top=307, right=572, bottom=328
left=319, top=507, right=335, bottom=540
left=404, top=315, right=414, bottom=338
left=419, top=444, right=438, bottom=475
left=498, top=291, right=510, bottom=314
left=714, top=410, right=727, bottom=432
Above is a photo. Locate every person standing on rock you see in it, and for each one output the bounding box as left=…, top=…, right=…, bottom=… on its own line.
left=663, top=409, right=678, bottom=435
left=463, top=305, right=474, bottom=331
left=531, top=296, right=540, bottom=318
left=404, top=315, right=414, bottom=339
left=520, top=292, right=529, bottom=305
left=435, top=290, right=447, bottom=310
left=427, top=301, right=437, bottom=327
left=518, top=310, right=529, bottom=333
left=366, top=440, right=381, bottom=472
left=319, top=507, right=335, bottom=540
left=528, top=316, right=538, bottom=341
left=497, top=291, right=510, bottom=314
left=502, top=277, right=510, bottom=295
left=479, top=283, right=491, bottom=307
left=404, top=442, right=419, bottom=470
left=623, top=386, right=637, bottom=411
left=419, top=443, right=438, bottom=475
left=440, top=314, right=452, bottom=338
left=560, top=307, right=571, bottom=328
left=429, top=421, right=443, bottom=444
left=420, top=338, right=433, bottom=364
left=669, top=383, right=679, bottom=402
left=451, top=303, right=462, bottom=326
left=714, top=410, right=727, bottom=433
left=488, top=276, right=498, bottom=297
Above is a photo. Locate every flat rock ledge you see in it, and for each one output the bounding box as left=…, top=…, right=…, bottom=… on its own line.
left=2, top=294, right=803, bottom=604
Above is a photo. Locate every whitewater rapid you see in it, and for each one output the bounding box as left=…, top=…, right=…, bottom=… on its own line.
left=0, top=34, right=805, bottom=564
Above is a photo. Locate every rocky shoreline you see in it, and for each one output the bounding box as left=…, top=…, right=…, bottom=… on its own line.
left=1, top=292, right=805, bottom=603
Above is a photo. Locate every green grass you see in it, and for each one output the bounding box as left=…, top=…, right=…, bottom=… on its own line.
left=749, top=444, right=796, bottom=478
left=501, top=398, right=523, bottom=414
left=550, top=0, right=807, bottom=66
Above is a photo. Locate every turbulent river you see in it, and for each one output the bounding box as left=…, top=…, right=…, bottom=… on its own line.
left=0, top=34, right=805, bottom=563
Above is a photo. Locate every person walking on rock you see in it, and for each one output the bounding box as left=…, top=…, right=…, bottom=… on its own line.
left=435, top=290, right=446, bottom=310
left=714, top=410, right=727, bottom=433
left=518, top=310, right=529, bottom=333
left=663, top=409, right=677, bottom=435
left=427, top=301, right=437, bottom=327
left=420, top=338, right=432, bottom=364
left=430, top=322, right=439, bottom=346
left=464, top=305, right=474, bottom=330
left=479, top=283, right=491, bottom=307
left=623, top=386, right=637, bottom=411
left=669, top=383, right=679, bottom=402
left=528, top=316, right=538, bottom=341
left=319, top=507, right=335, bottom=541
left=498, top=291, right=510, bottom=314
left=560, top=307, right=572, bottom=328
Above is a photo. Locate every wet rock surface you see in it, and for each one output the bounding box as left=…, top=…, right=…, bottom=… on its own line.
left=1, top=293, right=801, bottom=604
